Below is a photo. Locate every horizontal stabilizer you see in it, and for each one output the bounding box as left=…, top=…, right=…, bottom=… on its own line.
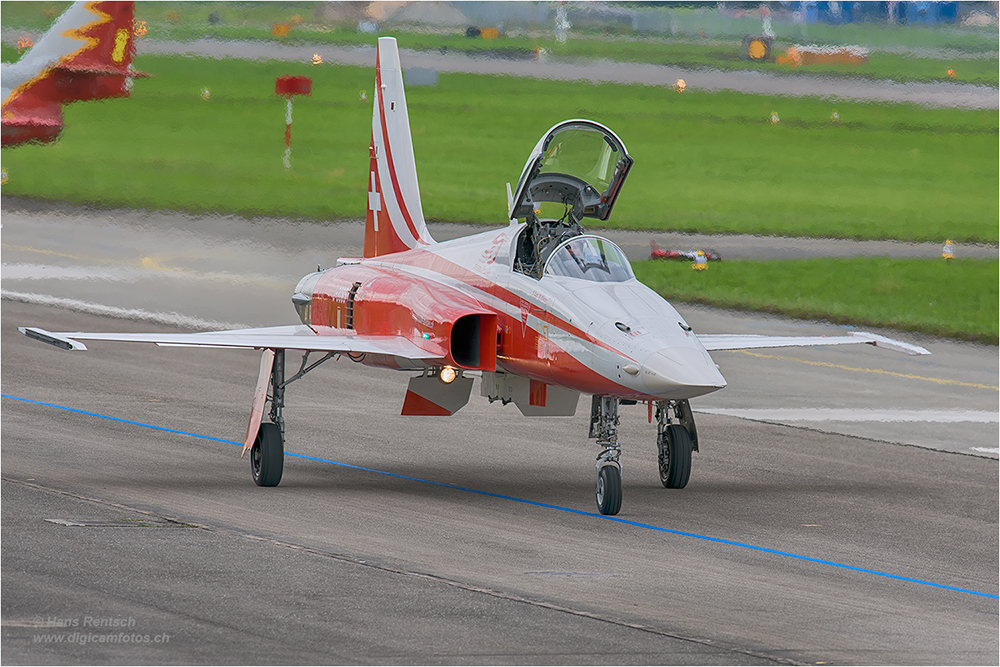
left=697, top=332, right=930, bottom=356
left=401, top=374, right=474, bottom=416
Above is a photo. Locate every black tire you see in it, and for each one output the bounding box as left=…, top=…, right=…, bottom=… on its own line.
left=658, top=424, right=692, bottom=489
left=596, top=465, right=622, bottom=516
left=250, top=422, right=284, bottom=487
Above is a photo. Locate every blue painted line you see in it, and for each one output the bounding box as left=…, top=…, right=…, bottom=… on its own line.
left=1, top=394, right=240, bottom=446
left=5, top=392, right=998, bottom=601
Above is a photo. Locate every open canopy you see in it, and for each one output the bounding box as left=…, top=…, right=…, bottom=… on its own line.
left=508, top=120, right=633, bottom=223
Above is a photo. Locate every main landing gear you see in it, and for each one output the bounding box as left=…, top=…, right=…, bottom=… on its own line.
left=589, top=396, right=698, bottom=515
left=656, top=399, right=697, bottom=489
left=249, top=348, right=335, bottom=487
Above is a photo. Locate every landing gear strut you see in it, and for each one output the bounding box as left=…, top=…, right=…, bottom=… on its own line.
left=249, top=348, right=335, bottom=487
left=590, top=395, right=622, bottom=515
left=655, top=399, right=697, bottom=489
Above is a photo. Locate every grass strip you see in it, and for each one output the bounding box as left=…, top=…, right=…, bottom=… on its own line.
left=3, top=1, right=997, bottom=85
left=633, top=257, right=998, bottom=344
left=1, top=54, right=995, bottom=244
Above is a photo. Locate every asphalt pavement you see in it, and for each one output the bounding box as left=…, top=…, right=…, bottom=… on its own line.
left=2, top=202, right=997, bottom=664
left=2, top=199, right=997, bottom=457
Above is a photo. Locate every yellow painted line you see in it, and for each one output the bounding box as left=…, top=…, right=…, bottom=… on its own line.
left=2, top=244, right=88, bottom=261
left=3, top=244, right=175, bottom=273
left=731, top=350, right=999, bottom=391
left=4, top=245, right=173, bottom=273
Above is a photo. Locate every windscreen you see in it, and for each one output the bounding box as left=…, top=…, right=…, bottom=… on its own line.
left=544, top=237, right=634, bottom=282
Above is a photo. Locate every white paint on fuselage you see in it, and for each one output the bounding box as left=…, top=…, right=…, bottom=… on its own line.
left=356, top=225, right=727, bottom=400
left=2, top=3, right=101, bottom=103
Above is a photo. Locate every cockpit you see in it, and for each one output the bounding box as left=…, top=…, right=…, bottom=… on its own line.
left=509, top=120, right=633, bottom=279
left=544, top=236, right=634, bottom=282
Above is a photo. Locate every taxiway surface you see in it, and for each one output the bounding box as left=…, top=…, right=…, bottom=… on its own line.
left=2, top=204, right=998, bottom=664
left=132, top=39, right=999, bottom=110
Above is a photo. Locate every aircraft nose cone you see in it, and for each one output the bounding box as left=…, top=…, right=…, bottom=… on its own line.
left=641, top=348, right=727, bottom=399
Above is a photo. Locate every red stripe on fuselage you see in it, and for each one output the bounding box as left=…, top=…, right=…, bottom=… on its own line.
left=365, top=246, right=636, bottom=364
left=315, top=253, right=649, bottom=398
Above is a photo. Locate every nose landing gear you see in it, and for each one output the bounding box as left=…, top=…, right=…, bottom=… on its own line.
left=588, top=396, right=700, bottom=514
left=590, top=395, right=622, bottom=515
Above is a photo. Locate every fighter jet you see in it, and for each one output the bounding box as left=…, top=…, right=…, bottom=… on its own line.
left=2, top=1, right=146, bottom=147
left=20, top=37, right=929, bottom=515
left=650, top=240, right=722, bottom=262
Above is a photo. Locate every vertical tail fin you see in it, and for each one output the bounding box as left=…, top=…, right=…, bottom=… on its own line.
left=364, top=37, right=435, bottom=258
left=14, top=2, right=141, bottom=103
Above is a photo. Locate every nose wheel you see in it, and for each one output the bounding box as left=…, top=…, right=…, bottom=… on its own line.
left=596, top=464, right=622, bottom=515
left=590, top=395, right=623, bottom=515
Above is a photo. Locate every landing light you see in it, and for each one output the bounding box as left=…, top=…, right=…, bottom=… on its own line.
left=439, top=366, right=457, bottom=384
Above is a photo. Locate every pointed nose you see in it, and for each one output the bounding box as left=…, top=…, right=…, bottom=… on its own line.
left=641, top=348, right=727, bottom=399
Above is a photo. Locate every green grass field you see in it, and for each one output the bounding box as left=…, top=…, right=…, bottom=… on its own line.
left=1, top=54, right=995, bottom=244
left=2, top=35, right=995, bottom=343
left=633, top=257, right=998, bottom=344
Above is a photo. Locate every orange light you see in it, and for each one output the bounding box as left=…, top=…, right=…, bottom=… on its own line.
left=439, top=367, right=457, bottom=384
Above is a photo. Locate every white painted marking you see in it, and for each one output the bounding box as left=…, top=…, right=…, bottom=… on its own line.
left=44, top=519, right=87, bottom=527
left=697, top=408, right=999, bottom=423
left=368, top=170, right=381, bottom=233
left=1, top=290, right=248, bottom=331
left=970, top=447, right=1000, bottom=454
left=1, top=262, right=281, bottom=287
left=2, top=263, right=142, bottom=281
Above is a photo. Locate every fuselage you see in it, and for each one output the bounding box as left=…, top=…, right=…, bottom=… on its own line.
left=294, top=224, right=727, bottom=402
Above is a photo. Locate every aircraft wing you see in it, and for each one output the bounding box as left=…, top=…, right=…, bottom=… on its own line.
left=18, top=325, right=440, bottom=359
left=696, top=331, right=930, bottom=355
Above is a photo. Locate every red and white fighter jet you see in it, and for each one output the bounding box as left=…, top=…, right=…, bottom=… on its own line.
left=21, top=38, right=929, bottom=515
left=2, top=1, right=148, bottom=147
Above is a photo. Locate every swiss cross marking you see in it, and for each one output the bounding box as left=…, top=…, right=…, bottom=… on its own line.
left=368, top=171, right=381, bottom=231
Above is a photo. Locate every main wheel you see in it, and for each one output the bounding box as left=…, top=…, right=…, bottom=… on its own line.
left=250, top=422, right=284, bottom=487
left=596, top=465, right=622, bottom=516
left=658, top=424, right=692, bottom=489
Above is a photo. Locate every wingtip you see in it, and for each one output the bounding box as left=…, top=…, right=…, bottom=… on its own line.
left=19, top=327, right=88, bottom=351
left=850, top=331, right=930, bottom=356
